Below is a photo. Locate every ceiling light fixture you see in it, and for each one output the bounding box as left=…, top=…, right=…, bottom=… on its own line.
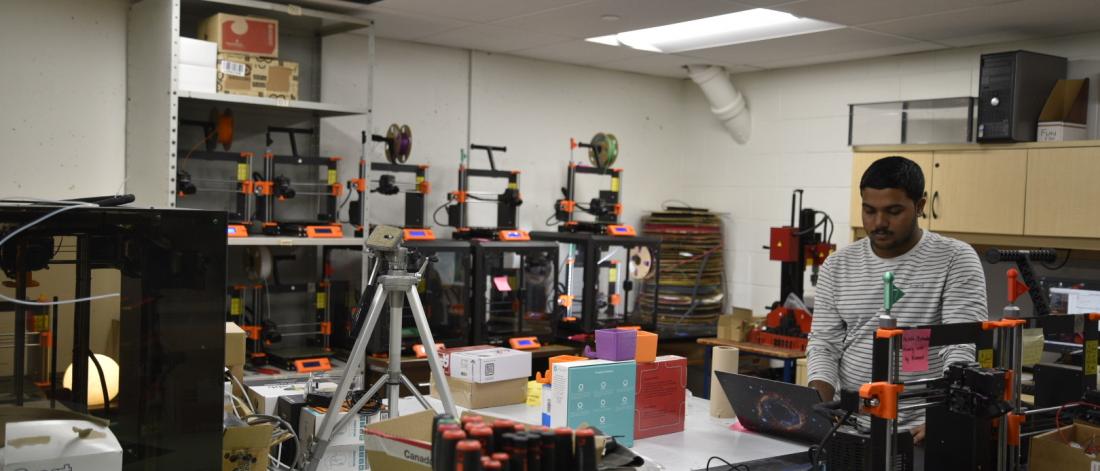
left=586, top=8, right=842, bottom=53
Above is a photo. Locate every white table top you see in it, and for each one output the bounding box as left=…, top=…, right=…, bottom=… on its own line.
left=396, top=392, right=808, bottom=470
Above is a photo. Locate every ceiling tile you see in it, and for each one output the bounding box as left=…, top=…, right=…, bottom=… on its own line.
left=860, top=0, right=1100, bottom=45
left=418, top=24, right=574, bottom=53
left=368, top=0, right=588, bottom=23
left=598, top=53, right=762, bottom=78
left=361, top=8, right=473, bottom=41
left=752, top=41, right=943, bottom=69
left=769, top=0, right=1017, bottom=27
left=493, top=0, right=748, bottom=39
left=511, top=39, right=654, bottom=65
left=682, top=28, right=917, bottom=66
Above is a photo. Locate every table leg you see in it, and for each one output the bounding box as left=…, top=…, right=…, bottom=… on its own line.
left=783, top=359, right=794, bottom=383
left=703, top=345, right=713, bottom=399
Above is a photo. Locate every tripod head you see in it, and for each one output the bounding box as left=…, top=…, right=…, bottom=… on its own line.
left=365, top=225, right=435, bottom=279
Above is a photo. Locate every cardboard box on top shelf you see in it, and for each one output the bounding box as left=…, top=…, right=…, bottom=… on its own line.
left=430, top=374, right=527, bottom=409
left=634, top=355, right=687, bottom=439
left=1029, top=422, right=1100, bottom=471
left=216, top=53, right=299, bottom=100
left=198, top=13, right=278, bottom=57
left=1037, top=78, right=1089, bottom=142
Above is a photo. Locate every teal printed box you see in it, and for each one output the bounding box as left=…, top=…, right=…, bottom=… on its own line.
left=550, top=359, right=636, bottom=446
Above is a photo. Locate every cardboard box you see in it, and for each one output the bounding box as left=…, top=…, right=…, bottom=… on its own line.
left=226, top=322, right=246, bottom=367
left=181, top=64, right=217, bottom=93
left=198, top=13, right=278, bottom=57
left=363, top=410, right=435, bottom=471
left=632, top=329, right=658, bottom=363
left=299, top=406, right=369, bottom=448
left=1, top=416, right=123, bottom=471
left=216, top=53, right=300, bottom=100
left=718, top=308, right=754, bottom=341
left=437, top=345, right=493, bottom=376
left=180, top=37, right=217, bottom=67
left=550, top=359, right=636, bottom=446
left=1037, top=78, right=1089, bottom=142
left=247, top=383, right=307, bottom=416
left=447, top=347, right=531, bottom=383
left=223, top=420, right=274, bottom=471
left=311, top=445, right=368, bottom=471
left=430, top=375, right=527, bottom=409
left=634, top=355, right=686, bottom=439
left=1029, top=422, right=1100, bottom=471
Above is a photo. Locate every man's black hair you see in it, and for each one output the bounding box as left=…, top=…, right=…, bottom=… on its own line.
left=860, top=156, right=925, bottom=203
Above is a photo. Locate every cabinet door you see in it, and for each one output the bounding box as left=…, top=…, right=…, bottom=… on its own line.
left=850, top=152, right=934, bottom=230
left=930, top=150, right=1027, bottom=234
left=1025, top=147, right=1100, bottom=238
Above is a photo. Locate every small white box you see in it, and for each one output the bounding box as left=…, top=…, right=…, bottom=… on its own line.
left=449, top=347, right=532, bottom=383
left=180, top=37, right=217, bottom=67
left=299, top=406, right=369, bottom=448
left=1038, top=121, right=1088, bottom=141
left=246, top=383, right=306, bottom=416
left=179, top=64, right=216, bottom=93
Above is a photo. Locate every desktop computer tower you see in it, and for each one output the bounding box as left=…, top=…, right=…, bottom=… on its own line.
left=977, top=50, right=1066, bottom=142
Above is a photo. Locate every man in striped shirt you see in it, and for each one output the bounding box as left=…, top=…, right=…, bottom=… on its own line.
left=807, top=156, right=988, bottom=443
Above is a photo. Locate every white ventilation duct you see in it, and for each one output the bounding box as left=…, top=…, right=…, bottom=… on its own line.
left=686, top=65, right=751, bottom=144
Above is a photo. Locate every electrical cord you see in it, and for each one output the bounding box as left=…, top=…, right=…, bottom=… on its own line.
left=0, top=199, right=121, bottom=306
left=706, top=456, right=749, bottom=470
left=433, top=200, right=451, bottom=227
left=243, top=413, right=302, bottom=470
left=809, top=409, right=854, bottom=469
left=88, top=352, right=111, bottom=420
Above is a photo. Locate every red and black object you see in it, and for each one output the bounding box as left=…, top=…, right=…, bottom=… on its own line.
left=985, top=248, right=1058, bottom=316
left=538, top=430, right=557, bottom=471
left=433, top=421, right=460, bottom=468
left=492, top=420, right=515, bottom=453
left=553, top=163, right=623, bottom=233
left=508, top=434, right=528, bottom=471
left=523, top=432, right=542, bottom=471
left=553, top=428, right=574, bottom=468
left=491, top=453, right=511, bottom=471
left=470, top=426, right=494, bottom=454
left=573, top=428, right=597, bottom=471
left=456, top=440, right=483, bottom=471
left=438, top=429, right=468, bottom=471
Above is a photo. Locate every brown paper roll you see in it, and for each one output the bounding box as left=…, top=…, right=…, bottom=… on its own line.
left=709, top=346, right=739, bottom=418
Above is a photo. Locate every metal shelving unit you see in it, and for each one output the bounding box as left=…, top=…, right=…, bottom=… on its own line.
left=125, top=0, right=374, bottom=375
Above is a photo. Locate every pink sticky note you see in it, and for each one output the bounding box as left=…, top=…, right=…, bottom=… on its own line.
left=493, top=275, right=512, bottom=292
left=902, top=328, right=931, bottom=372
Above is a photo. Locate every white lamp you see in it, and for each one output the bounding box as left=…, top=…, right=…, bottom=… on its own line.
left=63, top=354, right=120, bottom=407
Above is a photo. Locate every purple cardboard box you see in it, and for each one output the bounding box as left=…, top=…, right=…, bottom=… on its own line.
left=585, top=328, right=637, bottom=361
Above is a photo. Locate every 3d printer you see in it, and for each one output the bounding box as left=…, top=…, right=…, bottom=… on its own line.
left=175, top=108, right=254, bottom=227
left=442, top=144, right=527, bottom=241
left=256, top=126, right=344, bottom=238
left=348, top=124, right=433, bottom=240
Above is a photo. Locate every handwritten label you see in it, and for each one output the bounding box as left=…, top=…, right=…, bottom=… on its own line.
left=275, top=98, right=290, bottom=107
left=493, top=276, right=511, bottom=292
left=902, top=328, right=931, bottom=372
left=287, top=4, right=303, bottom=15
left=1022, top=328, right=1044, bottom=367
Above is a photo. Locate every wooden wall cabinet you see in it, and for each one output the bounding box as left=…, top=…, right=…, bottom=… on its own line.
left=1024, top=147, right=1100, bottom=238
left=928, top=150, right=1027, bottom=235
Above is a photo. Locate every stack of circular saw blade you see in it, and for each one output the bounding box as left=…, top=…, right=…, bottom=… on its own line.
left=639, top=207, right=725, bottom=338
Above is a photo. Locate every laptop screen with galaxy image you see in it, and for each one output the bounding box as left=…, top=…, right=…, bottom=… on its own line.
left=715, top=371, right=834, bottom=444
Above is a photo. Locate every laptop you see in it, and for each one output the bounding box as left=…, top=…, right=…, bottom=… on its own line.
left=714, top=371, right=835, bottom=444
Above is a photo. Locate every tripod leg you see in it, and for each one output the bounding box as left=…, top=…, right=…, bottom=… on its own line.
left=387, top=289, right=406, bottom=418
left=307, top=285, right=387, bottom=471
left=407, top=285, right=458, bottom=416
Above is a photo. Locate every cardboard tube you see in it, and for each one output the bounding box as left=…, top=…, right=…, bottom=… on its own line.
left=709, top=346, right=739, bottom=418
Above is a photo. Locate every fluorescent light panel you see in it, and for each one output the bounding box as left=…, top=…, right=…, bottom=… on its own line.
left=587, top=8, right=842, bottom=53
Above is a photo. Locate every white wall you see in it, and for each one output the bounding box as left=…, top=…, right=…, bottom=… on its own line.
left=677, top=31, right=1100, bottom=313
left=0, top=0, right=128, bottom=198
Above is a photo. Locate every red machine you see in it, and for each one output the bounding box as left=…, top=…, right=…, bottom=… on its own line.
left=750, top=190, right=835, bottom=351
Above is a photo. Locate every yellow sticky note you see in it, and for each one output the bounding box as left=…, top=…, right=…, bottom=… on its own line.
left=1021, top=328, right=1044, bottom=367
left=526, top=380, right=542, bottom=407
left=978, top=348, right=994, bottom=368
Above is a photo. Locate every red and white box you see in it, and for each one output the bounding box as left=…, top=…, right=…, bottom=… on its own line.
left=198, top=13, right=278, bottom=57
left=439, top=346, right=531, bottom=383
left=437, top=345, right=494, bottom=377
left=634, top=355, right=687, bottom=439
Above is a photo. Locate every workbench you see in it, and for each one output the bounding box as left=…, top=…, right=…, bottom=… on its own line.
left=402, top=393, right=808, bottom=470
left=697, top=338, right=806, bottom=395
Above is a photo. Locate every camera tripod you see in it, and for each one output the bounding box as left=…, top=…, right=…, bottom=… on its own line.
left=305, top=226, right=457, bottom=471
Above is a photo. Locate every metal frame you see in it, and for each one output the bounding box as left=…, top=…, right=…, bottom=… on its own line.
left=367, top=162, right=430, bottom=229
left=557, top=163, right=624, bottom=230
left=530, top=231, right=660, bottom=335
left=471, top=240, right=559, bottom=345
left=176, top=150, right=254, bottom=222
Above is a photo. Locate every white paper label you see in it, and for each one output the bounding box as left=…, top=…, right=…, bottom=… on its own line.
left=1090, top=461, right=1100, bottom=471
left=219, top=60, right=246, bottom=77
left=287, top=4, right=303, bottom=15
left=276, top=98, right=290, bottom=107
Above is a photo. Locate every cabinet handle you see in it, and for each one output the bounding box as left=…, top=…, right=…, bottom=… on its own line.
left=922, top=191, right=929, bottom=219
left=931, top=191, right=940, bottom=219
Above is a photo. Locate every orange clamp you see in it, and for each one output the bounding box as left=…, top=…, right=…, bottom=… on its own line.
left=331, top=183, right=344, bottom=196
left=319, top=321, right=332, bottom=336
left=875, top=328, right=904, bottom=339
left=983, top=319, right=1026, bottom=330
left=329, top=156, right=343, bottom=162
left=243, top=325, right=262, bottom=341
left=860, top=382, right=904, bottom=419
left=452, top=191, right=468, bottom=203
left=41, top=331, right=52, bottom=348
left=254, top=181, right=274, bottom=196
left=559, top=200, right=576, bottom=213
left=240, top=151, right=254, bottom=159
left=609, top=293, right=622, bottom=306
left=1089, top=313, right=1100, bottom=322
left=1007, top=413, right=1026, bottom=446
left=418, top=181, right=431, bottom=194
left=240, top=180, right=254, bottom=194
left=351, top=178, right=366, bottom=192
left=558, top=294, right=575, bottom=308
left=613, top=203, right=623, bottom=216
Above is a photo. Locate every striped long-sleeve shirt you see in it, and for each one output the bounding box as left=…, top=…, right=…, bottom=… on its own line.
left=807, top=230, right=988, bottom=429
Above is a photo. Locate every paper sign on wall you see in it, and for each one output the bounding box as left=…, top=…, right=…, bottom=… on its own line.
left=493, top=276, right=512, bottom=292
left=902, top=328, right=931, bottom=372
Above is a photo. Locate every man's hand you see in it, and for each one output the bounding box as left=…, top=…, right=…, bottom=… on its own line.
left=913, top=424, right=926, bottom=444
left=809, top=380, right=835, bottom=402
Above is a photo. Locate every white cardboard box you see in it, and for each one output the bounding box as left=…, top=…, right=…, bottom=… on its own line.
left=179, top=64, right=216, bottom=93
left=180, top=37, right=217, bottom=67
left=1038, top=121, right=1088, bottom=141
left=449, top=347, right=532, bottom=383
left=299, top=406, right=369, bottom=448
left=247, top=383, right=306, bottom=416
left=311, top=444, right=368, bottom=471
left=2, top=419, right=122, bottom=471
